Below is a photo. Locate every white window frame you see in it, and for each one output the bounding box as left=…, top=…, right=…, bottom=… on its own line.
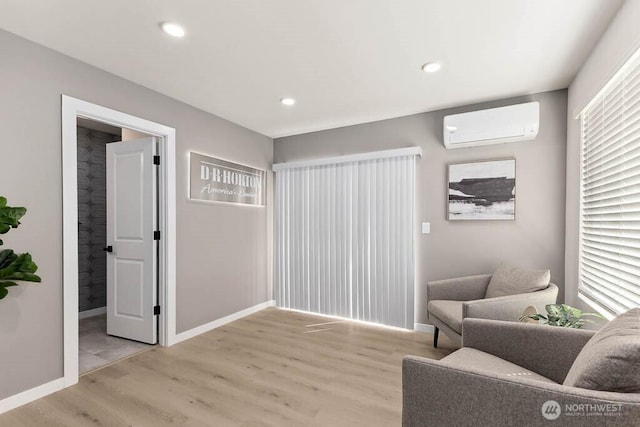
left=578, top=47, right=640, bottom=318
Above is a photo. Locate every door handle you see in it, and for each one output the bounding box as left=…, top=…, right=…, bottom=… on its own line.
left=103, top=246, right=113, bottom=253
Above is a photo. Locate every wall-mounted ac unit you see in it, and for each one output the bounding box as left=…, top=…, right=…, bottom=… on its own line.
left=443, top=101, right=539, bottom=149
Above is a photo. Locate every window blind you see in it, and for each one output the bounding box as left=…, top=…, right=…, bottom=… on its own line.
left=579, top=48, right=640, bottom=316
left=274, top=151, right=417, bottom=329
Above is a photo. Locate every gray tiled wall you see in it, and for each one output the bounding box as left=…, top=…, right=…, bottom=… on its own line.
left=77, top=126, right=120, bottom=312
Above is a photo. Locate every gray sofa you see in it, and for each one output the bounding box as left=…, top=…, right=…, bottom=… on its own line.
left=427, top=273, right=558, bottom=347
left=403, top=318, right=640, bottom=426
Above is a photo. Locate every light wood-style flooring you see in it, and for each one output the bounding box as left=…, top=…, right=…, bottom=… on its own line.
left=2, top=308, right=454, bottom=426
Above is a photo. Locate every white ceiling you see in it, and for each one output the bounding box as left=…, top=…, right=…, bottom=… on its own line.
left=0, top=0, right=623, bottom=138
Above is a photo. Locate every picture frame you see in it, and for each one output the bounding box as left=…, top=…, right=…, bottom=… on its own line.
left=447, top=158, right=516, bottom=220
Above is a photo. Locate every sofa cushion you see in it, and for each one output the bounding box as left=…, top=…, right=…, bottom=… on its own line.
left=485, top=262, right=550, bottom=298
left=428, top=300, right=463, bottom=333
left=440, top=348, right=556, bottom=384
left=563, top=308, right=640, bottom=392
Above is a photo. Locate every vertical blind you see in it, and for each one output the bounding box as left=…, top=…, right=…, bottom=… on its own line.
left=579, top=48, right=640, bottom=316
left=274, top=151, right=417, bottom=329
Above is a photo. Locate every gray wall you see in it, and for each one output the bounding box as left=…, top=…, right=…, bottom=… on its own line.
left=565, top=0, right=640, bottom=312
left=0, top=29, right=273, bottom=399
left=77, top=125, right=119, bottom=312
left=274, top=90, right=568, bottom=324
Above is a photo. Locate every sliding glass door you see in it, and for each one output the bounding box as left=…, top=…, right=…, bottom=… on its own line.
left=274, top=151, right=417, bottom=329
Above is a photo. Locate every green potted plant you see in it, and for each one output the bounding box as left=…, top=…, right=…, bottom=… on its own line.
left=520, top=303, right=603, bottom=328
left=0, top=196, right=41, bottom=299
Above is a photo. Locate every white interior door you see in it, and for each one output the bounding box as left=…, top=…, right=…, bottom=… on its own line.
left=106, top=137, right=157, bottom=344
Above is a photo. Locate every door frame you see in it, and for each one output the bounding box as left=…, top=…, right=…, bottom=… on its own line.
left=61, top=95, right=177, bottom=387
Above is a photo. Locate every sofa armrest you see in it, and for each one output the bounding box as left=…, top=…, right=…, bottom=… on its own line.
left=463, top=283, right=559, bottom=323
left=462, top=318, right=596, bottom=383
left=426, top=274, right=492, bottom=302
left=403, top=356, right=640, bottom=427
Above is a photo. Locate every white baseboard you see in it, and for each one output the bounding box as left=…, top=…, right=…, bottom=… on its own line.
left=0, top=301, right=275, bottom=414
left=78, top=306, right=107, bottom=320
left=0, top=378, right=65, bottom=415
left=414, top=323, right=435, bottom=334
left=171, top=300, right=275, bottom=345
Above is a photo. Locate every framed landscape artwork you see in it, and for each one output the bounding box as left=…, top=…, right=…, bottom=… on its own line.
left=447, top=158, right=516, bottom=220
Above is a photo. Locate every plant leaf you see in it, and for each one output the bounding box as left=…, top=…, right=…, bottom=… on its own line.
left=520, top=314, right=547, bottom=322
left=582, top=312, right=605, bottom=320
left=0, top=198, right=41, bottom=298
left=562, top=304, right=583, bottom=318
left=0, top=252, right=40, bottom=282
left=546, top=304, right=561, bottom=317
left=0, top=249, right=16, bottom=268
left=0, top=198, right=27, bottom=234
left=543, top=303, right=606, bottom=328
left=0, top=281, right=18, bottom=287
left=547, top=314, right=560, bottom=324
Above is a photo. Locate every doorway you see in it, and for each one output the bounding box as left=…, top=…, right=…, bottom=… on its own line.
left=62, top=96, right=177, bottom=388
left=76, top=120, right=157, bottom=373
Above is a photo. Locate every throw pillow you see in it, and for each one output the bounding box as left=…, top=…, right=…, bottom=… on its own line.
left=485, top=262, right=550, bottom=298
left=563, top=308, right=640, bottom=392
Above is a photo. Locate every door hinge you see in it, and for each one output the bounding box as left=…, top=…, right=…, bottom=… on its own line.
left=154, top=230, right=161, bottom=240
left=153, top=155, right=160, bottom=165
left=154, top=305, right=161, bottom=315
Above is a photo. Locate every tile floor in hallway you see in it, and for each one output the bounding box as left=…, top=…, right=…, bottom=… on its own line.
left=79, top=313, right=153, bottom=374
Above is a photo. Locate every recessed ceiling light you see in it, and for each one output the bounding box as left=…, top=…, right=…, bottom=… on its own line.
left=280, top=97, right=296, bottom=106
left=161, top=22, right=186, bottom=38
left=422, top=62, right=441, bottom=73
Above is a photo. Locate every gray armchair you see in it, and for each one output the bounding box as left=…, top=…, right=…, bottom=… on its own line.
left=426, top=273, right=558, bottom=347
left=403, top=318, right=640, bottom=426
